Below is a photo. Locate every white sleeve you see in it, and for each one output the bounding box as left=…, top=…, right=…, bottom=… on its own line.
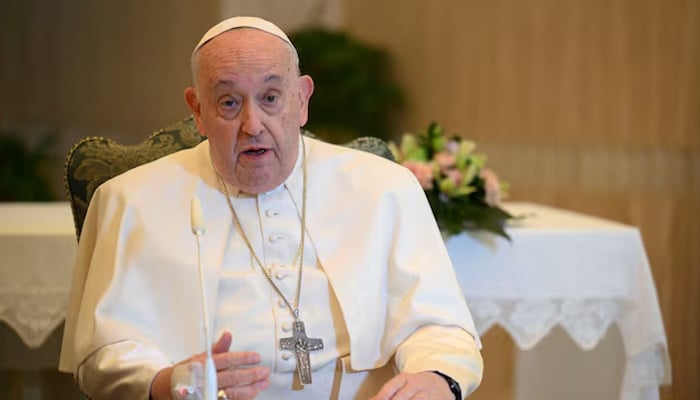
left=394, top=325, right=484, bottom=398
left=76, top=339, right=171, bottom=400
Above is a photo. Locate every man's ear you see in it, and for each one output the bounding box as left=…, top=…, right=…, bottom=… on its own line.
left=297, top=75, right=314, bottom=127
left=184, top=87, right=206, bottom=137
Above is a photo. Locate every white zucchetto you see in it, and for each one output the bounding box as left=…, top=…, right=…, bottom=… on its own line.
left=193, top=16, right=294, bottom=54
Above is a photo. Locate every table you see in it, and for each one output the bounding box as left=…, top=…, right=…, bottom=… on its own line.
left=0, top=203, right=76, bottom=350
left=446, top=202, right=671, bottom=400
left=0, top=201, right=671, bottom=399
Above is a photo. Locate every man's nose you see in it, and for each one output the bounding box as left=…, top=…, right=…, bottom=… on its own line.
left=240, top=102, right=264, bottom=136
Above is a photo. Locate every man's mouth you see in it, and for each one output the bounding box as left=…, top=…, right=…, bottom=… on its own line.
left=243, top=148, right=267, bottom=155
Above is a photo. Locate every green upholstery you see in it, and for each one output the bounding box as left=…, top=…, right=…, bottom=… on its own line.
left=64, top=115, right=395, bottom=240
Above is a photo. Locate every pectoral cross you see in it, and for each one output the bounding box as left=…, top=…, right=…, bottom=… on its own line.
left=279, top=320, right=324, bottom=385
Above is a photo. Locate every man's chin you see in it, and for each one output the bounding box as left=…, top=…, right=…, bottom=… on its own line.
left=237, top=173, right=285, bottom=194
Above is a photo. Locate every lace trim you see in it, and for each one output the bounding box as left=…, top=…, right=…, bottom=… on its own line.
left=0, top=288, right=69, bottom=348
left=621, top=344, right=672, bottom=400
left=469, top=297, right=669, bottom=400
left=469, top=298, right=621, bottom=350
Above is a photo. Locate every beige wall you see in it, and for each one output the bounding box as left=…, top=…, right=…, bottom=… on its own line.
left=344, top=1, right=699, bottom=399
left=1, top=0, right=221, bottom=195
left=0, top=0, right=218, bottom=157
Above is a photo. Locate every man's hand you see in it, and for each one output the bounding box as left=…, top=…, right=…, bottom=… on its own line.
left=151, top=331, right=271, bottom=400
left=369, top=371, right=454, bottom=400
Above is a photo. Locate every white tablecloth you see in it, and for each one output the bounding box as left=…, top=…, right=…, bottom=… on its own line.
left=446, top=202, right=671, bottom=400
left=0, top=203, right=76, bottom=349
left=0, top=202, right=671, bottom=399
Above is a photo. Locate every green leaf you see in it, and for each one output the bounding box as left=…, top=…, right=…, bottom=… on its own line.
left=401, top=121, right=514, bottom=242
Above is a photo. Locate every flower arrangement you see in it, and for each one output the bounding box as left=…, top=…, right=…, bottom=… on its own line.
left=389, top=122, right=513, bottom=239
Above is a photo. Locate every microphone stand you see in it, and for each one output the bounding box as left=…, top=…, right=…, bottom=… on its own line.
left=191, top=197, right=217, bottom=400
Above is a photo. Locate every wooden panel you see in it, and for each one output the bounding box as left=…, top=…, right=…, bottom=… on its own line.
left=0, top=0, right=220, bottom=195
left=0, top=0, right=218, bottom=141
left=469, top=326, right=516, bottom=400
left=345, top=0, right=700, bottom=399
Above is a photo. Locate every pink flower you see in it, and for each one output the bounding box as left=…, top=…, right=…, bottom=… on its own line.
left=445, top=168, right=462, bottom=187
left=446, top=139, right=460, bottom=154
left=479, top=168, right=501, bottom=207
left=403, top=160, right=434, bottom=190
left=433, top=151, right=456, bottom=170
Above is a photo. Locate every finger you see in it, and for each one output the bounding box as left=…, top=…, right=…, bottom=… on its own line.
left=218, top=365, right=271, bottom=387
left=187, top=332, right=234, bottom=364
left=385, top=385, right=423, bottom=400
left=221, top=379, right=270, bottom=400
left=212, top=331, right=233, bottom=354
left=370, top=374, right=407, bottom=400
left=214, top=351, right=262, bottom=370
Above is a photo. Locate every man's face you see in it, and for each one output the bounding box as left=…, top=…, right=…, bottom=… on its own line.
left=186, top=28, right=313, bottom=194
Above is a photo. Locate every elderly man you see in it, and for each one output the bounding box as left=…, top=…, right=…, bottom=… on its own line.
left=60, top=17, right=483, bottom=400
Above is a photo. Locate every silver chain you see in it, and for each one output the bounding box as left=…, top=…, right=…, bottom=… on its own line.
left=214, top=138, right=307, bottom=320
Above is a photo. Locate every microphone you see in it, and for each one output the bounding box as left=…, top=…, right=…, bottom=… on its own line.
left=191, top=197, right=217, bottom=400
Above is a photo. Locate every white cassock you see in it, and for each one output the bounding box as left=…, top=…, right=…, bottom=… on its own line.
left=59, top=137, right=483, bottom=399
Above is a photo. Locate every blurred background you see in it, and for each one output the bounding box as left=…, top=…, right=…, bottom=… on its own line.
left=1, top=0, right=697, bottom=399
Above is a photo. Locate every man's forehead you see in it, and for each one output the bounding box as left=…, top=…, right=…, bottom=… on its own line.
left=193, top=16, right=294, bottom=55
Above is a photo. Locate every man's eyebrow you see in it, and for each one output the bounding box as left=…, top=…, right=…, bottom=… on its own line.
left=264, top=74, right=283, bottom=84
left=214, top=80, right=235, bottom=89
left=213, top=75, right=283, bottom=90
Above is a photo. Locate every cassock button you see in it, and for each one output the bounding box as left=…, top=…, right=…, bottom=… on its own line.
left=269, top=235, right=285, bottom=244
left=277, top=299, right=286, bottom=308
left=282, top=323, right=292, bottom=332
left=275, top=271, right=288, bottom=280
left=265, top=209, right=280, bottom=217
left=281, top=353, right=291, bottom=361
